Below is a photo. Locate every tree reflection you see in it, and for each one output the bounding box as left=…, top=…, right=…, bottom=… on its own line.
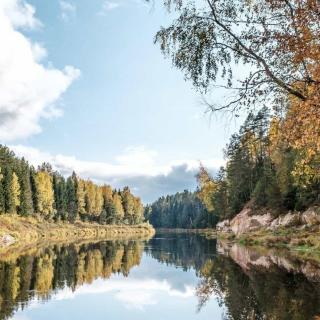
left=2, top=234, right=320, bottom=320
left=196, top=248, right=320, bottom=319
left=0, top=240, right=144, bottom=320
left=149, top=233, right=320, bottom=320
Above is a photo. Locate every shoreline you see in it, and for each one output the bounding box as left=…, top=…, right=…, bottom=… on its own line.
left=0, top=215, right=155, bottom=249
left=217, top=227, right=320, bottom=259
left=155, top=228, right=216, bottom=236
left=215, top=205, right=320, bottom=254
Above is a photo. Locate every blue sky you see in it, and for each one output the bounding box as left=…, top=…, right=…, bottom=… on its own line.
left=0, top=0, right=242, bottom=202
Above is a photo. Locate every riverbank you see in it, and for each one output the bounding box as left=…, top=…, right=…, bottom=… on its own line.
left=219, top=227, right=320, bottom=256
left=156, top=228, right=216, bottom=236
left=0, top=215, right=155, bottom=248
left=216, top=205, right=320, bottom=254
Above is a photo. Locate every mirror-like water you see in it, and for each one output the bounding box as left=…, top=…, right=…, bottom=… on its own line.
left=1, top=233, right=320, bottom=320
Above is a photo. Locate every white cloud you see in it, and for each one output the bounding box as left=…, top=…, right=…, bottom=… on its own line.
left=3, top=0, right=41, bottom=29
left=116, top=146, right=158, bottom=168
left=12, top=276, right=195, bottom=317
left=98, top=0, right=149, bottom=15
left=10, top=145, right=224, bottom=202
left=59, top=0, right=76, bottom=22
left=49, top=276, right=195, bottom=310
left=0, top=0, right=80, bottom=141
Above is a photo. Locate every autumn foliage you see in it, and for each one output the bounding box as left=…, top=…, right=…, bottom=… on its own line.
left=0, top=145, right=144, bottom=225
left=154, top=0, right=320, bottom=219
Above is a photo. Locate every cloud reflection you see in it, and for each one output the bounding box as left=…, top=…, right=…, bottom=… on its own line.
left=50, top=277, right=195, bottom=310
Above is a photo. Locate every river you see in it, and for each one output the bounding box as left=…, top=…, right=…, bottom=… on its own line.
left=1, top=232, right=320, bottom=320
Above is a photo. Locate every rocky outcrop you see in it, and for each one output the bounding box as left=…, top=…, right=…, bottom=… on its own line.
left=217, top=206, right=320, bottom=235
left=269, top=211, right=302, bottom=229
left=230, top=207, right=274, bottom=235
left=216, top=219, right=231, bottom=232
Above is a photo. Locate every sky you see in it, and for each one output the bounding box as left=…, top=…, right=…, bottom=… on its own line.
left=0, top=0, right=242, bottom=203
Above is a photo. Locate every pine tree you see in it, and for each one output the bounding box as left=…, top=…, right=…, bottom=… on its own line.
left=30, top=167, right=39, bottom=213
left=11, top=172, right=20, bottom=214
left=3, top=167, right=14, bottom=214
left=0, top=167, right=4, bottom=213
left=102, top=197, right=117, bottom=224
left=18, top=159, right=34, bottom=216
left=66, top=177, right=77, bottom=222
left=53, top=173, right=67, bottom=221
left=99, top=208, right=108, bottom=225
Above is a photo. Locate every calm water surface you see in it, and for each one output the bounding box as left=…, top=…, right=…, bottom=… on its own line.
left=1, top=233, right=320, bottom=320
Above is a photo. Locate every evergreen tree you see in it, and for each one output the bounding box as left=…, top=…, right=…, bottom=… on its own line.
left=53, top=173, right=67, bottom=220
left=3, top=167, right=14, bottom=214
left=18, top=159, right=34, bottom=216
left=0, top=167, right=4, bottom=213
left=99, top=208, right=108, bottom=225
left=66, top=176, right=77, bottom=222
left=11, top=172, right=20, bottom=214
left=30, top=166, right=39, bottom=213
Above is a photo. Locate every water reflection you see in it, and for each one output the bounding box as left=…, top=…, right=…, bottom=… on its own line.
left=1, top=233, right=320, bottom=319
left=0, top=241, right=143, bottom=320
left=208, top=241, right=320, bottom=320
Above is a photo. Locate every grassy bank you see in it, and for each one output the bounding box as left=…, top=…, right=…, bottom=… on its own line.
left=0, top=215, right=155, bottom=248
left=218, top=226, right=320, bottom=258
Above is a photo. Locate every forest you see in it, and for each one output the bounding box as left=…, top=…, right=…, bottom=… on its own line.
left=146, top=190, right=217, bottom=229
left=150, top=0, right=320, bottom=224
left=147, top=105, right=320, bottom=227
left=0, top=145, right=144, bottom=225
left=197, top=107, right=320, bottom=221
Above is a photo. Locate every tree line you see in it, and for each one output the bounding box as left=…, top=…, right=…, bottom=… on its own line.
left=146, top=190, right=217, bottom=229
left=197, top=107, right=320, bottom=221
left=148, top=104, right=320, bottom=227
left=0, top=145, right=144, bottom=225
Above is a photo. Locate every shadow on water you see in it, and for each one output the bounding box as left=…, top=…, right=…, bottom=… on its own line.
left=1, top=233, right=320, bottom=319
